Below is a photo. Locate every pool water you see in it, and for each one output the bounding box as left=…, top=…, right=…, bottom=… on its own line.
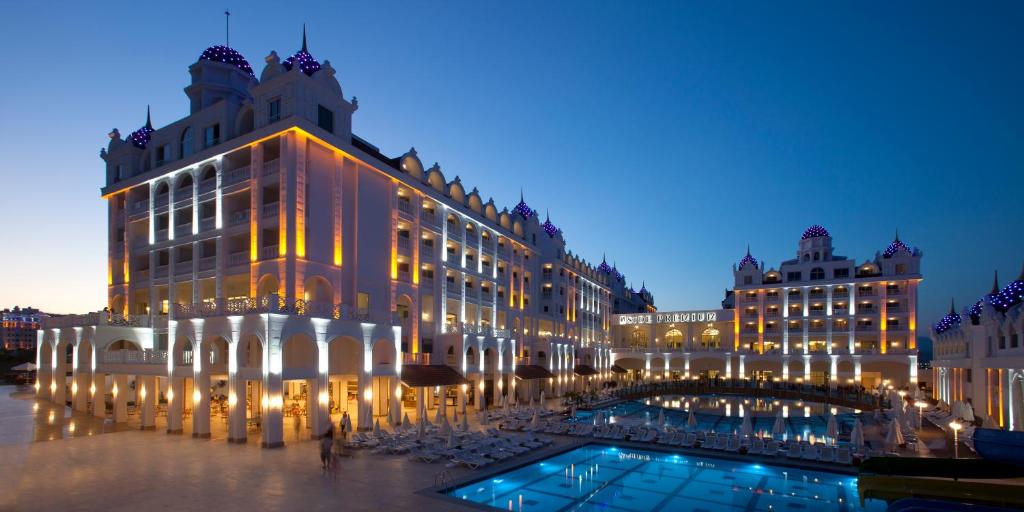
left=449, top=444, right=885, bottom=511
left=576, top=395, right=861, bottom=441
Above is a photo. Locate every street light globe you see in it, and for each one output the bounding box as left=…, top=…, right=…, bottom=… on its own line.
left=949, top=420, right=962, bottom=431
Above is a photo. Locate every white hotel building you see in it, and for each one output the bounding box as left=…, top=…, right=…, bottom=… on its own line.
left=34, top=35, right=620, bottom=447
left=931, top=269, right=1024, bottom=429
left=610, top=226, right=923, bottom=389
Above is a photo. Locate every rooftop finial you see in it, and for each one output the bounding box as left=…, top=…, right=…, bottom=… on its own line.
left=225, top=10, right=231, bottom=47
left=1019, top=260, right=1024, bottom=281
left=894, top=228, right=900, bottom=242
left=950, top=297, right=956, bottom=315
left=519, top=188, right=524, bottom=203
left=991, top=270, right=1000, bottom=295
left=746, top=244, right=751, bottom=256
left=302, top=24, right=308, bottom=52
left=545, top=209, right=550, bottom=222
left=145, top=105, right=152, bottom=129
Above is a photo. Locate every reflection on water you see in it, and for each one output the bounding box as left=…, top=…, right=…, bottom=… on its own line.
left=0, top=385, right=129, bottom=445
left=577, top=394, right=863, bottom=442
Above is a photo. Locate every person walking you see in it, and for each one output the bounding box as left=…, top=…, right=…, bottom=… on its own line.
left=319, top=426, right=334, bottom=471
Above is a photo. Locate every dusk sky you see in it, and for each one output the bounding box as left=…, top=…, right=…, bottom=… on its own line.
left=0, top=1, right=1021, bottom=329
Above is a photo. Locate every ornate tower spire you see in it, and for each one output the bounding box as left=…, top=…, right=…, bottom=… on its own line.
left=991, top=270, right=1000, bottom=295
left=949, top=298, right=956, bottom=315
left=302, top=23, right=308, bottom=52
left=145, top=105, right=152, bottom=130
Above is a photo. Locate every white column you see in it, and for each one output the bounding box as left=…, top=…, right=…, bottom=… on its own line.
left=112, top=374, right=129, bottom=423
left=139, top=375, right=157, bottom=430
left=92, top=372, right=107, bottom=419
left=192, top=331, right=211, bottom=438
left=738, top=354, right=746, bottom=380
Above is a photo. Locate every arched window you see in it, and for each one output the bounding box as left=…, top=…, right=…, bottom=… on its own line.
left=180, top=127, right=193, bottom=158
left=156, top=182, right=169, bottom=196
left=813, top=251, right=820, bottom=261
left=665, top=329, right=684, bottom=350
left=810, top=267, right=825, bottom=280
left=701, top=328, right=721, bottom=349
left=630, top=329, right=648, bottom=349
left=178, top=174, right=193, bottom=189
left=201, top=166, right=216, bottom=182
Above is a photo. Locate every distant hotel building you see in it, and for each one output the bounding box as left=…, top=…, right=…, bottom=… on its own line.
left=34, top=34, right=642, bottom=446
left=931, top=268, right=1024, bottom=430
left=611, top=226, right=922, bottom=388
left=2, top=307, right=45, bottom=351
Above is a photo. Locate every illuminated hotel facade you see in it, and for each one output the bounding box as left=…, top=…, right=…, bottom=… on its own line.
left=931, top=268, right=1024, bottom=430
left=33, top=34, right=624, bottom=447
left=611, top=226, right=923, bottom=388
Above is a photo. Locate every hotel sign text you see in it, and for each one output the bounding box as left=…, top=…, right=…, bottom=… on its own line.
left=615, top=311, right=720, bottom=326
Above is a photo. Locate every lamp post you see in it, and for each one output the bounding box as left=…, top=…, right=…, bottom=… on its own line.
left=949, top=420, right=962, bottom=459
left=914, top=400, right=927, bottom=431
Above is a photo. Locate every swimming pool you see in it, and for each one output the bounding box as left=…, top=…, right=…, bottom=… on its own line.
left=448, top=444, right=885, bottom=511
left=576, top=394, right=861, bottom=441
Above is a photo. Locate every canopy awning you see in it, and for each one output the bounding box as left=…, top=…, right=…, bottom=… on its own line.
left=574, top=364, right=598, bottom=376
left=610, top=364, right=628, bottom=374
left=399, top=365, right=470, bottom=387
left=514, top=365, right=555, bottom=380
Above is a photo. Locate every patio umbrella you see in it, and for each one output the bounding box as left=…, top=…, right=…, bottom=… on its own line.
left=373, top=419, right=381, bottom=435
left=504, top=395, right=511, bottom=415
left=531, top=410, right=541, bottom=430
left=440, top=417, right=450, bottom=436
left=461, top=409, right=469, bottom=432
left=344, top=414, right=353, bottom=433
left=570, top=404, right=577, bottom=419
left=11, top=362, right=37, bottom=372
left=447, top=430, right=457, bottom=449
left=772, top=411, right=786, bottom=438
left=657, top=409, right=665, bottom=428
left=417, top=417, right=426, bottom=439
left=461, top=391, right=468, bottom=416
left=452, top=407, right=459, bottom=426
left=851, top=419, right=865, bottom=448
left=435, top=403, right=443, bottom=423
left=740, top=414, right=753, bottom=438
left=528, top=395, right=535, bottom=410
left=402, top=413, right=411, bottom=429
left=688, top=409, right=698, bottom=429
left=540, top=390, right=546, bottom=409
left=826, top=414, right=838, bottom=444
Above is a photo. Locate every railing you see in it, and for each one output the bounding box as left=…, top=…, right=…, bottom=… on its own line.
left=262, top=202, right=279, bottom=219
left=199, top=180, right=216, bottom=195
left=228, top=210, right=250, bottom=226
left=397, top=237, right=410, bottom=251
left=176, top=223, right=193, bottom=238
left=200, top=217, right=215, bottom=232
left=262, top=158, right=280, bottom=176
left=222, top=165, right=251, bottom=186
left=154, top=265, right=168, bottom=278
left=610, top=380, right=883, bottom=411
left=199, top=256, right=216, bottom=271
left=833, top=291, right=849, bottom=299
left=172, top=295, right=402, bottom=324
left=42, top=312, right=152, bottom=329
left=131, top=200, right=149, bottom=214
left=175, top=262, right=191, bottom=275
left=420, top=210, right=438, bottom=225
left=100, top=349, right=167, bottom=365
left=397, top=200, right=413, bottom=215
left=855, top=325, right=876, bottom=332
left=228, top=251, right=249, bottom=267
left=402, top=352, right=430, bottom=365
left=261, top=245, right=279, bottom=260
left=155, top=229, right=168, bottom=240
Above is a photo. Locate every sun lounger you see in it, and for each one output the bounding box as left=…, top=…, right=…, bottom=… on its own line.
left=786, top=443, right=803, bottom=459
left=764, top=440, right=780, bottom=457
left=818, top=446, right=835, bottom=463
left=836, top=446, right=852, bottom=465
left=749, top=438, right=764, bottom=455
left=713, top=435, right=728, bottom=450
left=802, top=444, right=820, bottom=461
left=682, top=433, right=697, bottom=447
left=726, top=436, right=741, bottom=452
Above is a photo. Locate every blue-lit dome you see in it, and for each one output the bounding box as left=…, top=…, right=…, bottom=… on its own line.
left=542, top=213, right=558, bottom=237
left=738, top=246, right=757, bottom=270
left=598, top=257, right=612, bottom=274
left=883, top=238, right=910, bottom=258
left=198, top=45, right=255, bottom=77
left=512, top=191, right=535, bottom=218
left=934, top=300, right=961, bottom=334
left=801, top=225, right=830, bottom=240
left=992, top=266, right=1024, bottom=313
left=283, top=28, right=321, bottom=76
left=968, top=300, right=983, bottom=324
left=128, top=107, right=154, bottom=149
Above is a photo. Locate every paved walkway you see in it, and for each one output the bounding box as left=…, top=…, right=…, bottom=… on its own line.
left=0, top=386, right=492, bottom=512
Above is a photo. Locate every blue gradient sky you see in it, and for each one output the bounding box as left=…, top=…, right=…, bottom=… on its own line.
left=0, top=1, right=1021, bottom=329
